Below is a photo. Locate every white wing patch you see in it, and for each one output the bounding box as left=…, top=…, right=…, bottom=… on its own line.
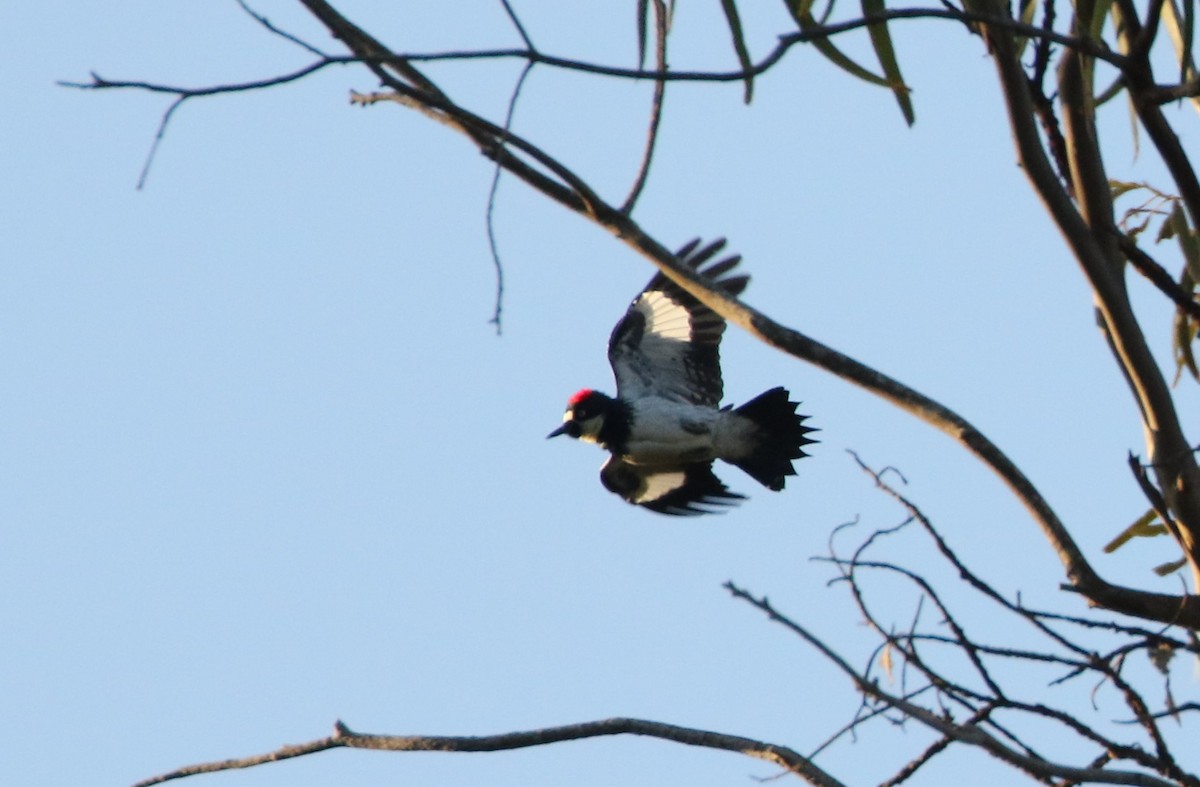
left=599, top=455, right=745, bottom=515
left=633, top=469, right=687, bottom=504
left=607, top=240, right=748, bottom=406
left=637, top=291, right=692, bottom=342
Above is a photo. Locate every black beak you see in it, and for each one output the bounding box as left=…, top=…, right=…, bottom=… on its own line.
left=546, top=424, right=569, bottom=439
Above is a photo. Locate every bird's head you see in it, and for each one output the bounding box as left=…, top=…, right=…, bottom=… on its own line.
left=547, top=389, right=613, bottom=443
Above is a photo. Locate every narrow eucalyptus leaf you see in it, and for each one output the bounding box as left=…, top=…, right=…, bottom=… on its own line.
left=1109, top=180, right=1144, bottom=199
left=1157, top=214, right=1179, bottom=243
left=1102, top=509, right=1166, bottom=553
left=1173, top=307, right=1200, bottom=384
left=719, top=0, right=755, bottom=104
left=1127, top=214, right=1152, bottom=241
left=1015, top=0, right=1038, bottom=57
left=1183, top=0, right=1195, bottom=86
left=1154, top=557, right=1189, bottom=576
left=1168, top=202, right=1200, bottom=281
left=1095, top=74, right=1127, bottom=107
left=785, top=4, right=891, bottom=87
left=1163, top=0, right=1200, bottom=116
left=636, top=0, right=649, bottom=67
left=861, top=0, right=915, bottom=125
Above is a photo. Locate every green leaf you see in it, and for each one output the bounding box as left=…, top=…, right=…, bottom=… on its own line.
left=1167, top=202, right=1200, bottom=279
left=785, top=1, right=894, bottom=89
left=636, top=0, right=648, bottom=67
left=1154, top=557, right=1189, bottom=576
left=1109, top=179, right=1144, bottom=200
left=1103, top=508, right=1168, bottom=553
left=719, top=0, right=755, bottom=104
left=1149, top=641, right=1176, bottom=673
left=1157, top=213, right=1179, bottom=242
left=1127, top=213, right=1153, bottom=241
left=1018, top=0, right=1038, bottom=25
left=1183, top=0, right=1195, bottom=86
left=1163, top=0, right=1200, bottom=117
left=861, top=0, right=915, bottom=125
left=1172, top=260, right=1200, bottom=386
left=1083, top=0, right=1110, bottom=39
left=1014, top=0, right=1038, bottom=58
left=792, top=0, right=818, bottom=19
left=1095, top=74, right=1127, bottom=107
left=1172, top=306, right=1200, bottom=384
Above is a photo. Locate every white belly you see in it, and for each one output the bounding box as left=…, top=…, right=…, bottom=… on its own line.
left=622, top=398, right=721, bottom=464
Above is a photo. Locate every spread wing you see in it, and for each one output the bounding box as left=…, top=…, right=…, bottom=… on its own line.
left=608, top=239, right=749, bottom=406
left=600, top=455, right=745, bottom=516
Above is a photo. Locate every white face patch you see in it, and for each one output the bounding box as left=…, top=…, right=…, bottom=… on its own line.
left=561, top=409, right=605, bottom=443
left=575, top=413, right=604, bottom=443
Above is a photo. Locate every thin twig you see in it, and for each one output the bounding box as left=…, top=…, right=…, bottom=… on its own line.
left=60, top=61, right=340, bottom=188
left=135, top=96, right=183, bottom=191
left=499, top=0, right=536, bottom=50
left=1031, top=0, right=1057, bottom=89
left=1114, top=231, right=1200, bottom=321
left=235, top=0, right=328, bottom=57
left=849, top=452, right=1092, bottom=655
left=827, top=460, right=1188, bottom=779
left=621, top=0, right=669, bottom=214
left=484, top=61, right=535, bottom=334
left=726, top=583, right=1183, bottom=786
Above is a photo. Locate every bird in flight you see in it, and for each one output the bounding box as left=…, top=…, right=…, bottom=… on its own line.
left=548, top=239, right=815, bottom=515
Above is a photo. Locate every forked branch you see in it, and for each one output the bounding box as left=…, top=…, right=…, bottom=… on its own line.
left=725, top=460, right=1198, bottom=785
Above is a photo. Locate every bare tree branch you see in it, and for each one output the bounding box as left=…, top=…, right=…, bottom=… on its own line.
left=72, top=4, right=1200, bottom=784
left=1108, top=0, right=1200, bottom=590
left=498, top=0, right=535, bottom=51
left=61, top=0, right=1200, bottom=628
left=965, top=0, right=1200, bottom=619
left=60, top=62, right=341, bottom=188
left=727, top=582, right=1187, bottom=787
left=235, top=0, right=329, bottom=57
left=1116, top=231, right=1200, bottom=321
left=133, top=718, right=846, bottom=787
left=81, top=0, right=1191, bottom=627
left=484, top=0, right=540, bottom=314
left=59, top=8, right=1126, bottom=92
left=728, top=458, right=1200, bottom=785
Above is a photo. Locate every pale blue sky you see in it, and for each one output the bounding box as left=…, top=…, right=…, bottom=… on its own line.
left=4, top=2, right=1199, bottom=785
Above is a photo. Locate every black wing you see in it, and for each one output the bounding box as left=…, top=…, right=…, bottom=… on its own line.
left=608, top=239, right=749, bottom=406
left=600, top=455, right=745, bottom=516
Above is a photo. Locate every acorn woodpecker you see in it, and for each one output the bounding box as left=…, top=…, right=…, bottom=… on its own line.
left=548, top=239, right=816, bottom=515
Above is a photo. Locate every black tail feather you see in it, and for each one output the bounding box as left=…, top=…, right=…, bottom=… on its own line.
left=730, top=386, right=817, bottom=491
